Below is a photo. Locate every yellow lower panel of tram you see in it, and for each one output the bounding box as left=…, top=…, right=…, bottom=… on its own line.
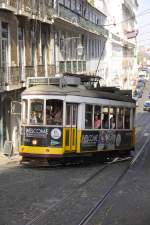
left=20, top=146, right=65, bottom=155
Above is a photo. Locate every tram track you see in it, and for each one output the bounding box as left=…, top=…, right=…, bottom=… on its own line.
left=24, top=157, right=132, bottom=225
left=76, top=134, right=150, bottom=225
left=135, top=112, right=150, bottom=149
left=1, top=113, right=147, bottom=225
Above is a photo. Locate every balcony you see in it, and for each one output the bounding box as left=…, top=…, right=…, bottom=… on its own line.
left=123, top=0, right=136, bottom=16
left=0, top=66, right=21, bottom=91
left=26, top=64, right=56, bottom=78
left=0, top=0, right=17, bottom=12
left=58, top=4, right=108, bottom=38
left=59, top=61, right=86, bottom=74
left=17, top=0, right=55, bottom=22
left=0, top=64, right=56, bottom=90
left=47, top=65, right=56, bottom=77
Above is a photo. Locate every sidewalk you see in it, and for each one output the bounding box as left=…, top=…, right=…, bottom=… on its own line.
left=0, top=152, right=22, bottom=166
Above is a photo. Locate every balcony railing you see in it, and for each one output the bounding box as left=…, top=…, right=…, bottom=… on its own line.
left=0, top=0, right=17, bottom=11
left=123, top=0, right=136, bottom=15
left=47, top=64, right=56, bottom=76
left=0, top=66, right=20, bottom=86
left=59, top=61, right=86, bottom=74
left=0, top=64, right=56, bottom=88
left=0, top=67, right=5, bottom=87
left=58, top=4, right=108, bottom=37
left=0, top=0, right=16, bottom=7
left=0, top=0, right=55, bottom=21
left=9, top=66, right=21, bottom=84
left=17, top=0, right=55, bottom=20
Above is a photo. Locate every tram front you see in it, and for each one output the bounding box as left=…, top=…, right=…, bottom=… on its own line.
left=20, top=88, right=67, bottom=160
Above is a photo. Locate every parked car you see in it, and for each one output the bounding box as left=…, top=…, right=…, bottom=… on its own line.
left=143, top=101, right=150, bottom=111
left=148, top=92, right=150, bottom=99
left=136, top=81, right=145, bottom=88
left=138, top=78, right=146, bottom=85
left=133, top=88, right=142, bottom=98
left=138, top=69, right=149, bottom=81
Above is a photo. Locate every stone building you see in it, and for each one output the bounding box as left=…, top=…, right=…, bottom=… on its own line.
left=105, top=0, right=138, bottom=88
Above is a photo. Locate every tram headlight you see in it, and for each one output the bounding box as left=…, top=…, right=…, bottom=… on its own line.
left=32, top=139, right=38, bottom=145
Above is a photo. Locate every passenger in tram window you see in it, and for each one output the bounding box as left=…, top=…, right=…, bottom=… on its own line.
left=103, top=114, right=109, bottom=129
left=30, top=111, right=38, bottom=124
left=53, top=106, right=62, bottom=125
left=94, top=114, right=101, bottom=129
left=37, top=112, right=43, bottom=123
left=110, top=116, right=116, bottom=129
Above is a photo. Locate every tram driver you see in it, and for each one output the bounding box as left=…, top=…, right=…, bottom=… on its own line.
left=30, top=111, right=38, bottom=124
left=46, top=100, right=63, bottom=125
left=53, top=106, right=62, bottom=125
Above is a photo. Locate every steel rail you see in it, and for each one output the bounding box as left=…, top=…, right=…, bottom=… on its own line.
left=24, top=157, right=127, bottom=225
left=77, top=135, right=150, bottom=225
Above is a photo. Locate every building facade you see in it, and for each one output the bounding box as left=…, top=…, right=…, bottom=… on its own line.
left=104, top=0, right=138, bottom=89
left=0, top=0, right=109, bottom=152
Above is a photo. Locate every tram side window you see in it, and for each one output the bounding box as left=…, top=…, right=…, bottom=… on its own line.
left=117, top=108, right=124, bottom=129
left=30, top=100, right=44, bottom=124
left=22, top=100, right=28, bottom=124
left=85, top=105, right=93, bottom=129
left=94, top=105, right=101, bottom=129
left=102, top=107, right=109, bottom=129
left=110, top=107, right=116, bottom=129
left=46, top=100, right=63, bottom=125
left=125, top=108, right=130, bottom=129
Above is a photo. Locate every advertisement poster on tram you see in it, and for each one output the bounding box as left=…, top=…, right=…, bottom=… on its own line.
left=80, top=130, right=132, bottom=151
left=22, top=126, right=63, bottom=147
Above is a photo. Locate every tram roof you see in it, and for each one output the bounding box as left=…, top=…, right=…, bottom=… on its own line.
left=22, top=84, right=135, bottom=103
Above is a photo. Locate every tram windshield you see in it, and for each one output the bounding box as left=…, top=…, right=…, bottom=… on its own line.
left=27, top=99, right=63, bottom=125
left=30, top=100, right=44, bottom=124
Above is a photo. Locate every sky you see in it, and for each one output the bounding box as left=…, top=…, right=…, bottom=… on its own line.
left=137, top=0, right=150, bottom=47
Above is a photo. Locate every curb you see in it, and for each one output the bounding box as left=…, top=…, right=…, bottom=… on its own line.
left=0, top=154, right=22, bottom=166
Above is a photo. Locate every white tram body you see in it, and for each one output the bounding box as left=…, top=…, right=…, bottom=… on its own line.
left=19, top=77, right=136, bottom=160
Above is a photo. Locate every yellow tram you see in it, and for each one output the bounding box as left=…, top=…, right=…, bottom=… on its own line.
left=19, top=75, right=136, bottom=162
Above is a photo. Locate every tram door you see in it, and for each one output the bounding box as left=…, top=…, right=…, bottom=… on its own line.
left=65, top=104, right=78, bottom=151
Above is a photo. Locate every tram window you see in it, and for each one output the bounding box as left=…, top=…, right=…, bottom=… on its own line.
left=117, top=108, right=124, bottom=129
left=94, top=105, right=101, bottom=129
left=125, top=108, right=130, bottom=129
left=110, top=107, right=116, bottom=129
left=72, top=105, right=77, bottom=125
left=30, top=100, right=44, bottom=124
left=85, top=105, right=93, bottom=129
left=102, top=107, right=109, bottom=129
left=46, top=100, right=63, bottom=125
left=22, top=100, right=28, bottom=124
left=66, top=104, right=71, bottom=125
